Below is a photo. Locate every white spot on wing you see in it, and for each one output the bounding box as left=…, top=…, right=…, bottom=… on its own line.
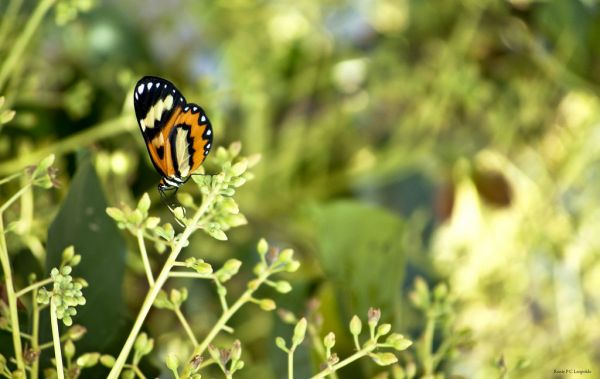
left=137, top=84, right=144, bottom=94
left=142, top=95, right=174, bottom=129
left=164, top=84, right=167, bottom=88
left=135, top=92, right=138, bottom=100
left=200, top=115, right=206, bottom=122
left=206, top=129, right=211, bottom=136
left=206, top=143, right=211, bottom=149
left=193, top=106, right=198, bottom=112
left=147, top=82, right=153, bottom=90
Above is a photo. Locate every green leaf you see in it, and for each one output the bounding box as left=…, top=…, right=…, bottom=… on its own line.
left=311, top=201, right=406, bottom=321
left=44, top=155, right=127, bottom=353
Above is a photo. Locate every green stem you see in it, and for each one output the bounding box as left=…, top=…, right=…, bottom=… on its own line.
left=180, top=269, right=273, bottom=374
left=0, top=183, right=32, bottom=214
left=421, top=315, right=435, bottom=376
left=0, top=115, right=131, bottom=175
left=173, top=307, right=198, bottom=346
left=30, top=287, right=41, bottom=379
left=307, top=324, right=339, bottom=379
left=0, top=172, right=22, bottom=186
left=15, top=277, right=53, bottom=298
left=214, top=278, right=229, bottom=312
left=309, top=343, right=378, bottom=379
left=123, top=364, right=148, bottom=379
left=107, top=191, right=218, bottom=379
left=50, top=299, right=65, bottom=379
left=288, top=348, right=295, bottom=379
left=0, top=0, right=24, bottom=49
left=136, top=229, right=155, bottom=286
left=168, top=272, right=212, bottom=279
left=0, top=0, right=56, bottom=91
left=0, top=216, right=26, bottom=373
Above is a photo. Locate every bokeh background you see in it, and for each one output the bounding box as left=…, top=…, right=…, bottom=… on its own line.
left=2, top=0, right=600, bottom=378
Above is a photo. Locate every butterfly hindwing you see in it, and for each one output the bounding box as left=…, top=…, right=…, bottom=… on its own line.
left=168, top=103, right=213, bottom=179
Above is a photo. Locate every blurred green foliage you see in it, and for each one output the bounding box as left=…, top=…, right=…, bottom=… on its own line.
left=2, top=0, right=600, bottom=377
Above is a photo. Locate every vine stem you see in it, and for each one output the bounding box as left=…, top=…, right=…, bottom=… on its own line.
left=309, top=343, right=377, bottom=379
left=107, top=190, right=217, bottom=379
left=50, top=299, right=65, bottom=379
left=0, top=0, right=56, bottom=90
left=0, top=216, right=25, bottom=373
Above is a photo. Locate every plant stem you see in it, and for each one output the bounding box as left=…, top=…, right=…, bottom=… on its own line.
left=0, top=0, right=24, bottom=50
left=288, top=348, right=295, bottom=379
left=107, top=191, right=217, bottom=379
left=136, top=229, right=155, bottom=286
left=174, top=307, right=198, bottom=346
left=180, top=269, right=273, bottom=374
left=0, top=0, right=56, bottom=91
left=50, top=299, right=65, bottom=379
left=30, top=287, right=41, bottom=379
left=0, top=216, right=26, bottom=374
left=307, top=323, right=339, bottom=379
left=309, top=343, right=377, bottom=379
left=0, top=183, right=32, bottom=214
left=123, top=364, right=148, bottom=379
left=15, top=277, right=53, bottom=298
left=0, top=172, right=22, bottom=186
left=214, top=278, right=229, bottom=312
left=168, top=272, right=212, bottom=279
left=421, top=315, right=435, bottom=376
left=0, top=115, right=131, bottom=175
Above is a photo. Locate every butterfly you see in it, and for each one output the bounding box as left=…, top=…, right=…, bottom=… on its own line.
left=133, top=76, right=213, bottom=207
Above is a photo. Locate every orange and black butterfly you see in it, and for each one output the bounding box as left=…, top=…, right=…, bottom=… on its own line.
left=133, top=76, right=213, bottom=206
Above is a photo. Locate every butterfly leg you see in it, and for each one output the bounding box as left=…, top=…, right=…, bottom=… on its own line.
left=159, top=187, right=186, bottom=227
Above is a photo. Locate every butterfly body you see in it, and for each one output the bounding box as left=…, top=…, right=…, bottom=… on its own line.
left=133, top=76, right=213, bottom=196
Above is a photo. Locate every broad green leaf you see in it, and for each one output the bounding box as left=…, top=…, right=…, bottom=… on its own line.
left=45, top=155, right=127, bottom=354
left=311, top=201, right=406, bottom=321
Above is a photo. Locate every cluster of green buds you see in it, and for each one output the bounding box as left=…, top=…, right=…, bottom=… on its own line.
left=408, top=277, right=472, bottom=377
left=177, top=142, right=260, bottom=239
left=276, top=308, right=412, bottom=375
left=107, top=193, right=175, bottom=253
left=348, top=308, right=412, bottom=366
left=206, top=340, right=244, bottom=378
left=26, top=154, right=60, bottom=189
left=154, top=287, right=189, bottom=311
left=107, top=142, right=258, bottom=246
left=36, top=246, right=87, bottom=326
left=248, top=239, right=300, bottom=311
left=55, top=0, right=94, bottom=26
left=409, top=277, right=452, bottom=317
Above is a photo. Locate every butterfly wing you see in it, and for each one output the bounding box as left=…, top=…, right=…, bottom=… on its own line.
left=168, top=103, right=213, bottom=179
left=133, top=76, right=186, bottom=178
